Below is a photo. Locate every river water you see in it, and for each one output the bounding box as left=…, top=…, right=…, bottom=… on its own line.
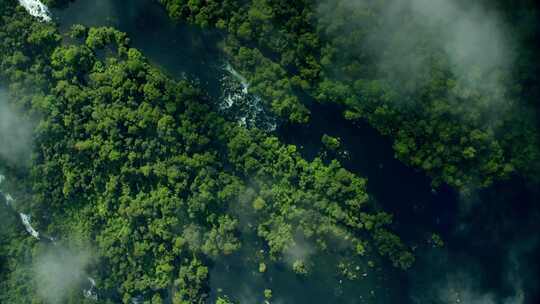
left=40, top=0, right=540, bottom=303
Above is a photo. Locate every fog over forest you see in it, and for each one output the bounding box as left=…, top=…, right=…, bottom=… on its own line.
left=1, top=0, right=539, bottom=303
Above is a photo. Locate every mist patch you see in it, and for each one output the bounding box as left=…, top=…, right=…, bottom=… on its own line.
left=0, top=90, right=34, bottom=167
left=33, top=246, right=93, bottom=304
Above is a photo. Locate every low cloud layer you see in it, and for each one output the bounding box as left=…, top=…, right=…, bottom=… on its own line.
left=405, top=0, right=512, bottom=97
left=409, top=249, right=524, bottom=304
left=317, top=0, right=514, bottom=107
left=0, top=90, right=34, bottom=166
left=408, top=221, right=538, bottom=304
left=33, top=246, right=93, bottom=304
left=435, top=271, right=524, bottom=304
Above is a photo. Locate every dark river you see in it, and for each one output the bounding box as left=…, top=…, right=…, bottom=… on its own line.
left=50, top=1, right=540, bottom=303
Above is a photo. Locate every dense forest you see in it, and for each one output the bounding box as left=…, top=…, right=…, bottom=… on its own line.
left=0, top=1, right=411, bottom=303
left=1, top=0, right=539, bottom=303
left=158, top=0, right=540, bottom=190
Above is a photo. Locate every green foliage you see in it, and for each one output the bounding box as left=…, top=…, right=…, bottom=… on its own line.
left=0, top=2, right=414, bottom=302
left=215, top=296, right=236, bottom=304
left=264, top=288, right=272, bottom=300
left=159, top=0, right=540, bottom=190
left=322, top=134, right=341, bottom=151
left=258, top=262, right=267, bottom=273
left=430, top=233, right=445, bottom=248
left=292, top=260, right=309, bottom=275
left=373, top=229, right=415, bottom=270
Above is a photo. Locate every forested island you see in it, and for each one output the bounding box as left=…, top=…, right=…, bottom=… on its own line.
left=1, top=0, right=539, bottom=303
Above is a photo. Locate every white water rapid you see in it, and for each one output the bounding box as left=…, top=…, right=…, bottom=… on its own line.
left=17, top=0, right=51, bottom=22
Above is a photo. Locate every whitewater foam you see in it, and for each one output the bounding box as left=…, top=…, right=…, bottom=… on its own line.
left=220, top=63, right=277, bottom=132
left=4, top=193, right=14, bottom=206
left=83, top=277, right=98, bottom=300
left=225, top=63, right=249, bottom=94
left=20, top=212, right=40, bottom=239
left=17, top=0, right=51, bottom=22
